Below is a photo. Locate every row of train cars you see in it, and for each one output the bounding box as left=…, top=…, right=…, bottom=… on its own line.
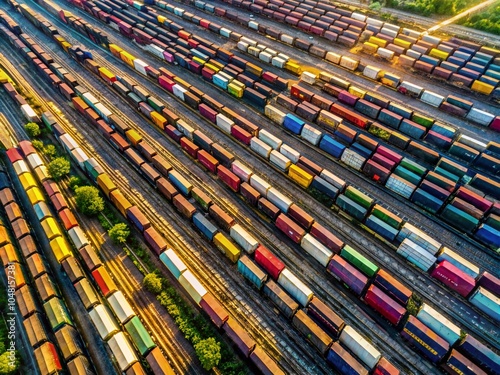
left=156, top=0, right=500, bottom=126
left=40, top=0, right=500, bottom=252
left=0, top=76, right=175, bottom=373
left=2, top=3, right=500, bottom=375
left=199, top=0, right=500, bottom=99
left=16, top=0, right=500, bottom=320
left=10, top=0, right=500, bottom=326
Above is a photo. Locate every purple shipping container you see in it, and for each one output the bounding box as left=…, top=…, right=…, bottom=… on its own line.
left=477, top=272, right=500, bottom=296
left=199, top=103, right=217, bottom=123
left=338, top=90, right=359, bottom=106
left=327, top=255, right=368, bottom=295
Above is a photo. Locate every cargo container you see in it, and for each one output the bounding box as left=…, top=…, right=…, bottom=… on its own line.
left=443, top=349, right=487, bottom=375
left=457, top=334, right=500, bottom=374
left=238, top=256, right=268, bottom=290
left=401, top=315, right=450, bottom=363
left=340, top=245, right=379, bottom=277
left=108, top=332, right=138, bottom=371
left=159, top=249, right=187, bottom=280
left=107, top=290, right=135, bottom=325
left=34, top=342, right=63, bottom=375
left=217, top=165, right=240, bottom=192
left=276, top=214, right=306, bottom=243
left=469, top=286, right=499, bottom=321
left=292, top=310, right=333, bottom=355
left=373, top=269, right=412, bottom=306
left=340, top=325, right=381, bottom=369
left=326, top=342, right=369, bottom=375
left=364, top=285, right=406, bottom=326
left=223, top=317, right=256, bottom=357
left=417, top=303, right=461, bottom=345
left=397, top=238, right=436, bottom=272
left=44, top=297, right=73, bottom=331
left=327, top=255, right=368, bottom=295
left=230, top=224, right=258, bottom=253
left=179, top=270, right=207, bottom=305
left=127, top=206, right=150, bottom=233
left=477, top=272, right=500, bottom=296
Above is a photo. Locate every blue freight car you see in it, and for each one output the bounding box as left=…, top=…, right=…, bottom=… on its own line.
left=193, top=212, right=218, bottom=241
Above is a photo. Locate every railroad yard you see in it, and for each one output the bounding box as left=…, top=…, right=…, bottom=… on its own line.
left=0, top=0, right=498, bottom=373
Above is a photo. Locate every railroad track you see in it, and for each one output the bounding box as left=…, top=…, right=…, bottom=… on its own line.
left=9, top=2, right=500, bottom=372
left=14, top=8, right=444, bottom=373
left=65, top=204, right=201, bottom=375
left=0, top=47, right=201, bottom=375
left=115, top=0, right=500, bottom=269
left=174, top=0, right=500, bottom=115
left=33, top=0, right=500, bottom=352
left=1, top=19, right=323, bottom=374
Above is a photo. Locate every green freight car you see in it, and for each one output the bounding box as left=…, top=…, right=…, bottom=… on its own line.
left=399, top=158, right=427, bottom=177
left=370, top=205, right=403, bottom=229
left=344, top=186, right=374, bottom=209
left=340, top=245, right=379, bottom=277
left=44, top=297, right=73, bottom=331
left=124, top=316, right=156, bottom=356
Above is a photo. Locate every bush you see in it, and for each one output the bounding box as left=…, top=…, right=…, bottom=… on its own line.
left=68, top=176, right=82, bottom=191
left=75, top=186, right=104, bottom=216
left=369, top=1, right=382, bottom=11
left=0, top=351, right=19, bottom=375
left=47, top=157, right=70, bottom=180
left=24, top=122, right=40, bottom=138
left=195, top=338, right=221, bottom=371
left=43, top=144, right=57, bottom=158
left=143, top=273, right=163, bottom=294
left=31, top=139, right=44, bottom=151
left=108, top=223, right=130, bottom=244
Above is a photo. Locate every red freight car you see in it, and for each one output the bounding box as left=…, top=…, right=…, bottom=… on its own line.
left=217, top=165, right=241, bottom=192
left=254, top=245, right=285, bottom=280
left=288, top=204, right=314, bottom=229
left=276, top=214, right=306, bottom=243
left=199, top=103, right=218, bottom=123
left=373, top=357, right=400, bottom=375
left=375, top=145, right=403, bottom=164
left=456, top=186, right=492, bottom=213
left=364, top=285, right=407, bottom=326
left=330, top=103, right=370, bottom=128
left=92, top=266, right=118, bottom=297
left=290, top=84, right=314, bottom=102
left=6, top=148, right=23, bottom=164
left=430, top=261, right=475, bottom=297
left=18, top=140, right=36, bottom=157
left=231, top=125, right=252, bottom=145
left=310, top=222, right=344, bottom=253
left=180, top=137, right=199, bottom=158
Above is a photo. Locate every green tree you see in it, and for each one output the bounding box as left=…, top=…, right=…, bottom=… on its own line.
left=194, top=337, right=221, bottom=371
left=68, top=176, right=82, bottom=191
left=43, top=144, right=57, bottom=158
left=143, top=273, right=162, bottom=295
left=31, top=139, right=44, bottom=151
left=0, top=351, right=19, bottom=375
left=108, top=223, right=130, bottom=244
left=24, top=122, right=40, bottom=138
left=369, top=1, right=381, bottom=11
left=75, top=186, right=104, bottom=216
left=47, top=157, right=70, bottom=180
